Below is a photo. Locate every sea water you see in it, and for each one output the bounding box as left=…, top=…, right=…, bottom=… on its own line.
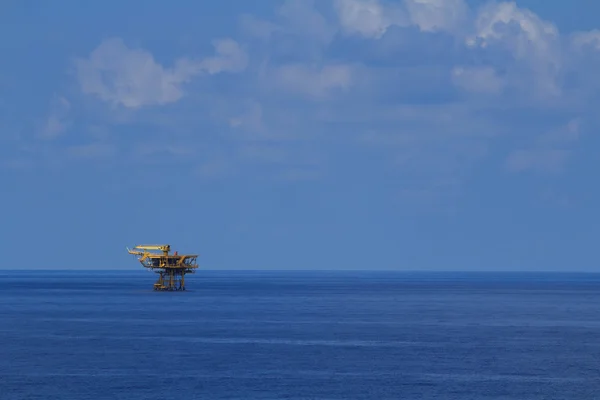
left=1, top=270, right=600, bottom=399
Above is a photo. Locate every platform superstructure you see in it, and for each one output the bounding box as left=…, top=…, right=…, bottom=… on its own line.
left=127, top=244, right=198, bottom=291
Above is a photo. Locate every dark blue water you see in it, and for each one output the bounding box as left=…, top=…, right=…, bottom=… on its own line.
left=2, top=270, right=600, bottom=399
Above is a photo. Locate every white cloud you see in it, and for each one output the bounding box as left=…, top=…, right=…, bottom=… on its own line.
left=404, top=0, right=469, bottom=34
left=278, top=0, right=337, bottom=44
left=191, top=38, right=248, bottom=75
left=451, top=66, right=505, bottom=94
left=239, top=14, right=281, bottom=39
left=333, top=0, right=469, bottom=38
left=50, top=0, right=600, bottom=199
left=271, top=63, right=354, bottom=99
left=334, top=0, right=406, bottom=39
left=466, top=2, right=561, bottom=96
left=467, top=2, right=559, bottom=50
left=570, top=30, right=600, bottom=51
left=75, top=38, right=185, bottom=108
left=238, top=0, right=336, bottom=51
left=75, top=37, right=247, bottom=109
left=39, top=96, right=70, bottom=139
left=331, top=0, right=568, bottom=99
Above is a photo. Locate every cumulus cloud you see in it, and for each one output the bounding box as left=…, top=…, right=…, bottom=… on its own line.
left=75, top=37, right=247, bottom=108
left=334, top=0, right=469, bottom=38
left=45, top=0, right=600, bottom=199
left=404, top=0, right=469, bottom=34
left=334, top=0, right=406, bottom=39
left=329, top=0, right=575, bottom=99
left=466, top=2, right=561, bottom=97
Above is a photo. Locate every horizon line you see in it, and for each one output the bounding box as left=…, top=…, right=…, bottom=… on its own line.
left=1, top=268, right=599, bottom=274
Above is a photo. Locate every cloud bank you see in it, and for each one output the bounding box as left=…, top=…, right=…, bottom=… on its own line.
left=13, top=0, right=599, bottom=205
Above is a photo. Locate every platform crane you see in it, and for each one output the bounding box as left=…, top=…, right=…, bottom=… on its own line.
left=127, top=244, right=198, bottom=291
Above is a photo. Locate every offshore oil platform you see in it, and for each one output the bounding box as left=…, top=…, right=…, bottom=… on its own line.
left=127, top=244, right=198, bottom=291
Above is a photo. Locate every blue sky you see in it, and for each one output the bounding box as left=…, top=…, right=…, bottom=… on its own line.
left=2, top=0, right=600, bottom=271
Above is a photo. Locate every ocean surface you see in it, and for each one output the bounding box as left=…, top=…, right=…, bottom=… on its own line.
left=2, top=270, right=600, bottom=399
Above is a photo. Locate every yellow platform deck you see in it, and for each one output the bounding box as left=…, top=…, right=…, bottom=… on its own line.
left=127, top=244, right=199, bottom=291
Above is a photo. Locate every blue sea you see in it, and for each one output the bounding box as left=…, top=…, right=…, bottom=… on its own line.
left=2, top=270, right=600, bottom=399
